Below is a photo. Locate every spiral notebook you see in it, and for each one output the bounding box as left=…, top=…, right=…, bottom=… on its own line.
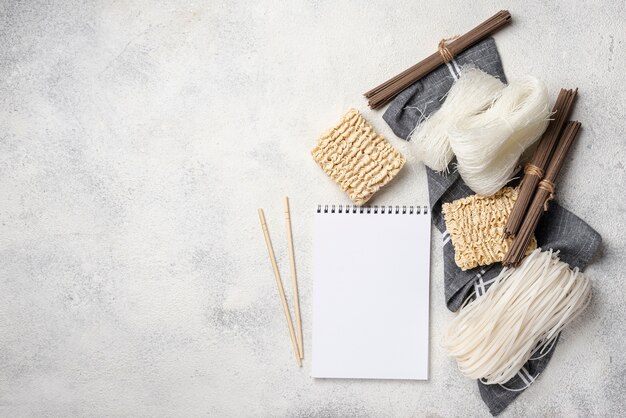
left=312, top=204, right=431, bottom=380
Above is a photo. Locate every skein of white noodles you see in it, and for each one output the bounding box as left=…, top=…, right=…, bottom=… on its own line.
left=409, top=67, right=505, bottom=172
left=449, top=75, right=550, bottom=195
left=443, top=248, right=591, bottom=385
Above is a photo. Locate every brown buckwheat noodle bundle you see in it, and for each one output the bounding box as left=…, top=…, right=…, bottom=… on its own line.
left=364, top=10, right=512, bottom=109
left=443, top=249, right=591, bottom=385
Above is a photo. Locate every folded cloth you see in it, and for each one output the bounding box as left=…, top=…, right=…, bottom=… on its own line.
left=383, top=38, right=602, bottom=416
left=383, top=37, right=507, bottom=141
left=428, top=166, right=601, bottom=415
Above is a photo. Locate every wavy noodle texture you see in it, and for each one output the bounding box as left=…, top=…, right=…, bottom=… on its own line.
left=311, top=109, right=405, bottom=206
left=442, top=187, right=537, bottom=270
left=443, top=249, right=592, bottom=385
left=409, top=67, right=550, bottom=196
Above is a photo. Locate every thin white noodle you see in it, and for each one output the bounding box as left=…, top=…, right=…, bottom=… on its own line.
left=443, top=249, right=591, bottom=385
left=409, top=67, right=551, bottom=196
left=409, top=66, right=505, bottom=172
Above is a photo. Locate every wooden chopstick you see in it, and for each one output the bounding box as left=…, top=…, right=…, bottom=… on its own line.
left=284, top=197, right=303, bottom=359
left=258, top=208, right=302, bottom=367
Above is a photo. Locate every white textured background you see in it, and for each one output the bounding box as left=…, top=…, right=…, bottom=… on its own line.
left=1, top=1, right=625, bottom=416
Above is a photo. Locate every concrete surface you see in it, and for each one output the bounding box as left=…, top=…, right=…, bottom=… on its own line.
left=1, top=1, right=625, bottom=416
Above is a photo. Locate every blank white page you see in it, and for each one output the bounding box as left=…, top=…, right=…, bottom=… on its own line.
left=312, top=206, right=431, bottom=380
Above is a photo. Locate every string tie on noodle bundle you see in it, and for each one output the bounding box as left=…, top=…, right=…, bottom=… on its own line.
left=538, top=179, right=556, bottom=211
left=518, top=163, right=545, bottom=189
left=438, top=36, right=459, bottom=63
left=524, top=163, right=544, bottom=178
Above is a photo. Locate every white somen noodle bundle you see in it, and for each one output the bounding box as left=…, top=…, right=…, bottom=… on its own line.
left=409, top=67, right=505, bottom=172
left=449, top=76, right=550, bottom=195
left=410, top=67, right=550, bottom=195
left=443, top=248, right=591, bottom=385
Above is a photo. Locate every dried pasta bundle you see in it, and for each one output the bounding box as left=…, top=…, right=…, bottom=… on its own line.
left=311, top=109, right=405, bottom=206
left=444, top=248, right=592, bottom=385
left=442, top=187, right=536, bottom=270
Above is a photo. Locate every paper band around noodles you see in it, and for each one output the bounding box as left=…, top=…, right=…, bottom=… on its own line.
left=443, top=248, right=591, bottom=385
left=409, top=67, right=550, bottom=196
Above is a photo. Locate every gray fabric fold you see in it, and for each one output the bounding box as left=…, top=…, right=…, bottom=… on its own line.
left=427, top=165, right=600, bottom=415
left=383, top=37, right=506, bottom=141
left=382, top=38, right=602, bottom=416
left=427, top=166, right=601, bottom=312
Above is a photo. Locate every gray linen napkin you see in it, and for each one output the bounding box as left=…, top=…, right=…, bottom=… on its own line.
left=383, top=37, right=507, bottom=140
left=383, top=38, right=602, bottom=416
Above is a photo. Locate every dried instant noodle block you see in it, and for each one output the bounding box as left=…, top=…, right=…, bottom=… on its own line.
left=442, top=187, right=537, bottom=271
left=311, top=109, right=405, bottom=205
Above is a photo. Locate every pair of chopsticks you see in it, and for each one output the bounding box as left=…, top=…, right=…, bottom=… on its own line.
left=258, top=197, right=303, bottom=367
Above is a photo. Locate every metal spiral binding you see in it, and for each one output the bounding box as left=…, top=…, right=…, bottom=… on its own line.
left=317, top=204, right=428, bottom=214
